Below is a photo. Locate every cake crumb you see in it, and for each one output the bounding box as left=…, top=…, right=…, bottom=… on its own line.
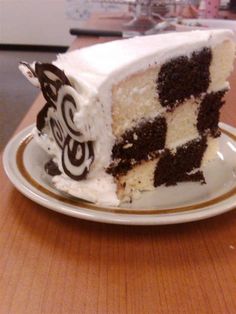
left=123, top=143, right=133, bottom=149
left=131, top=159, right=136, bottom=165
left=133, top=133, right=138, bottom=140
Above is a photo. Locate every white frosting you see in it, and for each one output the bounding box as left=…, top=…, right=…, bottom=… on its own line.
left=18, top=62, right=40, bottom=87
left=55, top=29, right=234, bottom=89
left=52, top=173, right=119, bottom=206
left=33, top=127, right=60, bottom=157
left=30, top=30, right=233, bottom=205
left=56, top=85, right=95, bottom=142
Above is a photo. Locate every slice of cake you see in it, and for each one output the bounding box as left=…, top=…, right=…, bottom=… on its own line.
left=19, top=30, right=235, bottom=206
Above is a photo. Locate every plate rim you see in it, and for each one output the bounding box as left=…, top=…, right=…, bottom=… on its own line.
left=3, top=123, right=236, bottom=225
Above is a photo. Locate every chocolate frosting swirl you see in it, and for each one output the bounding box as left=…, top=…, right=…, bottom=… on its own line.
left=49, top=116, right=66, bottom=149
left=35, top=63, right=71, bottom=107
left=36, top=102, right=51, bottom=132
left=62, top=135, right=94, bottom=180
left=61, top=93, right=82, bottom=138
left=33, top=62, right=94, bottom=180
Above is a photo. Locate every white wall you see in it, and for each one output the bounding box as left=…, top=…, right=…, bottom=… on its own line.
left=0, top=0, right=75, bottom=46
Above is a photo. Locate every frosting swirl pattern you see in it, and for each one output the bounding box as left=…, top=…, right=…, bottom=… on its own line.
left=35, top=63, right=71, bottom=108
left=62, top=136, right=94, bottom=180
left=48, top=113, right=66, bottom=149
left=29, top=63, right=95, bottom=180
left=57, top=86, right=82, bottom=140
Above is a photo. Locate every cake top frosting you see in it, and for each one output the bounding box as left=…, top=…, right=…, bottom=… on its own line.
left=55, top=29, right=234, bottom=90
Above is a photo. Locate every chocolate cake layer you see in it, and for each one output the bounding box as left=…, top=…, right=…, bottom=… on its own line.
left=112, top=116, right=167, bottom=160
left=154, top=136, right=207, bottom=187
left=108, top=116, right=167, bottom=177
left=157, top=48, right=212, bottom=108
left=107, top=159, right=133, bottom=178
left=197, top=90, right=226, bottom=137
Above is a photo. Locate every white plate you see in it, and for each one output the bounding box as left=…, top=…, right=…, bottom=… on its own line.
left=3, top=123, right=236, bottom=225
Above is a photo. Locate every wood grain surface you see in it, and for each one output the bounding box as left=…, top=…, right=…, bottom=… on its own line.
left=1, top=36, right=236, bottom=314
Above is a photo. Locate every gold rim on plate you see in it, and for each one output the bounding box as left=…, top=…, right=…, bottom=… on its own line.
left=16, top=128, right=236, bottom=215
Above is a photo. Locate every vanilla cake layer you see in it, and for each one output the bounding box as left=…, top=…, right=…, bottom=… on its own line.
left=116, top=135, right=218, bottom=201
left=19, top=30, right=235, bottom=206
left=108, top=40, right=234, bottom=201
left=112, top=67, right=162, bottom=138
left=112, top=41, right=235, bottom=140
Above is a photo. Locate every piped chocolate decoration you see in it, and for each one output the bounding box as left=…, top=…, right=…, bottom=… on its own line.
left=36, top=70, right=94, bottom=181
left=19, top=61, right=37, bottom=78
left=157, top=48, right=212, bottom=108
left=62, top=135, right=94, bottom=180
left=49, top=116, right=66, bottom=149
left=19, top=61, right=40, bottom=87
left=197, top=90, right=226, bottom=137
left=21, top=61, right=94, bottom=180
left=35, top=63, right=71, bottom=107
left=45, top=159, right=61, bottom=176
left=36, top=102, right=51, bottom=132
left=154, top=137, right=207, bottom=187
left=61, top=93, right=82, bottom=137
left=112, top=116, right=167, bottom=161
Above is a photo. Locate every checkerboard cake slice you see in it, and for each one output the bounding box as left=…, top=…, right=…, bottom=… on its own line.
left=19, top=30, right=235, bottom=205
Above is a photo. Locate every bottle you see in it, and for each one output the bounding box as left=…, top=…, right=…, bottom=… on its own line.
left=198, top=0, right=206, bottom=18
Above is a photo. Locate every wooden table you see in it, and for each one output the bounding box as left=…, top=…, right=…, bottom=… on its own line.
left=1, top=36, right=236, bottom=314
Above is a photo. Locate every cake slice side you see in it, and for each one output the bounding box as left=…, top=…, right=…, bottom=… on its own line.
left=109, top=39, right=235, bottom=202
